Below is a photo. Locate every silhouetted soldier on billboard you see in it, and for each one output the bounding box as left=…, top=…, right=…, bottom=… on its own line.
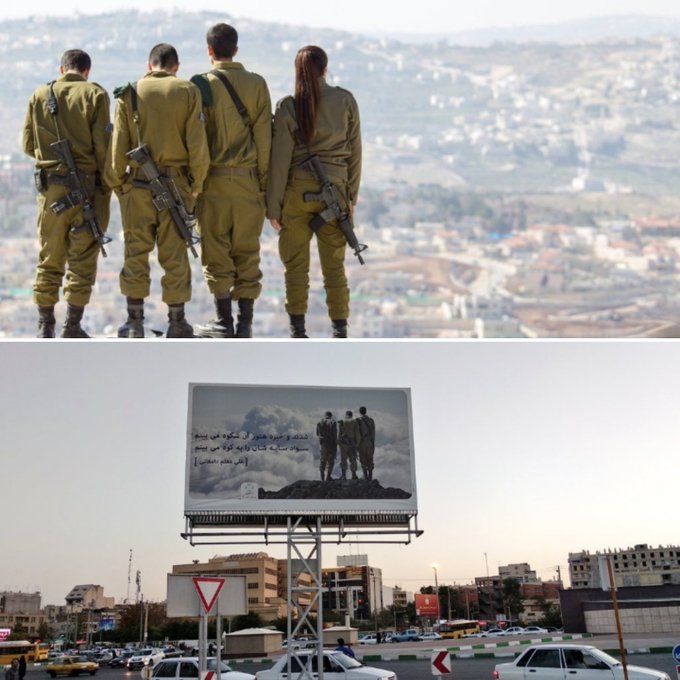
left=316, top=410, right=337, bottom=481
left=357, top=405, right=376, bottom=480
left=338, top=410, right=360, bottom=480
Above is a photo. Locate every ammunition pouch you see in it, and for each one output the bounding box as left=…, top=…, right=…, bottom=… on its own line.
left=50, top=189, right=85, bottom=216
left=33, top=169, right=47, bottom=193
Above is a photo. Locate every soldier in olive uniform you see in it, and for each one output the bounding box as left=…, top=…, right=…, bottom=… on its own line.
left=316, top=410, right=338, bottom=481
left=190, top=23, right=272, bottom=338
left=267, top=45, right=361, bottom=338
left=23, top=49, right=111, bottom=338
left=337, top=409, right=361, bottom=480
left=357, top=405, right=376, bottom=480
left=106, top=43, right=209, bottom=338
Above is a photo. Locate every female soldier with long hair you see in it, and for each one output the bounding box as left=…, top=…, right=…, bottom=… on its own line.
left=267, top=45, right=361, bottom=338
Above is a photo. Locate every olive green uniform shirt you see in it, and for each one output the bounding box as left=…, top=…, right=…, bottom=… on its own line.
left=23, top=72, right=110, bottom=174
left=105, top=71, right=209, bottom=194
left=192, top=61, right=272, bottom=189
left=267, top=78, right=361, bottom=221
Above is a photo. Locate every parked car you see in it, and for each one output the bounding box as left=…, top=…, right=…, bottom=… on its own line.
left=484, top=628, right=506, bottom=637
left=391, top=628, right=420, bottom=642
left=45, top=655, right=98, bottom=677
left=151, top=657, right=254, bottom=680
left=359, top=634, right=378, bottom=645
left=493, top=645, right=671, bottom=680
left=419, top=632, right=442, bottom=641
left=502, top=627, right=526, bottom=636
left=522, top=626, right=548, bottom=636
left=127, top=649, right=164, bottom=671
left=256, top=650, right=396, bottom=680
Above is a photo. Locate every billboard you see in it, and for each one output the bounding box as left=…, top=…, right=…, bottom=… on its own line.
left=185, top=384, right=416, bottom=523
left=415, top=593, right=438, bottom=617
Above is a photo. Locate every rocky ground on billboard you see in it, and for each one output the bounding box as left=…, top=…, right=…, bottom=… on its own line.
left=258, top=479, right=412, bottom=499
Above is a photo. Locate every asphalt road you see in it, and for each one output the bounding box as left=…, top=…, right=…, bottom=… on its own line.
left=33, top=653, right=676, bottom=680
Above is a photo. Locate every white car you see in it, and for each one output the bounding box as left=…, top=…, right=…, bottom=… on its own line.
left=256, top=650, right=396, bottom=680
left=151, top=657, right=254, bottom=680
left=493, top=644, right=671, bottom=680
left=502, top=627, right=526, bottom=636
left=359, top=634, right=378, bottom=645
left=522, top=626, right=548, bottom=636
left=419, top=632, right=442, bottom=641
left=127, top=649, right=164, bottom=671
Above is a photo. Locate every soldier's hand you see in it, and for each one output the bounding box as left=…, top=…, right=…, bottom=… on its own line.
left=269, top=218, right=282, bottom=231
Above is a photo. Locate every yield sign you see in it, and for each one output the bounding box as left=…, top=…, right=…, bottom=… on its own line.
left=431, top=651, right=452, bottom=676
left=192, top=576, right=225, bottom=613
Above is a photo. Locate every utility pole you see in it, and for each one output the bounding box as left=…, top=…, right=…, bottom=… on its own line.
left=126, top=549, right=133, bottom=603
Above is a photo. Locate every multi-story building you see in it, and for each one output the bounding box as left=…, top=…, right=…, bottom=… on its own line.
left=0, top=591, right=41, bottom=614
left=391, top=586, right=412, bottom=610
left=569, top=544, right=680, bottom=589
left=0, top=591, right=45, bottom=637
left=321, top=556, right=383, bottom=621
left=499, top=563, right=540, bottom=584
left=172, top=552, right=311, bottom=622
left=64, top=585, right=115, bottom=612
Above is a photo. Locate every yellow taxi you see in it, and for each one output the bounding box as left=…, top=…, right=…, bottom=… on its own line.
left=45, top=655, right=98, bottom=677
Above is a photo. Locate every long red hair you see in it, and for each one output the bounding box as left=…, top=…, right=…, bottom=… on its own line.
left=294, top=45, right=328, bottom=146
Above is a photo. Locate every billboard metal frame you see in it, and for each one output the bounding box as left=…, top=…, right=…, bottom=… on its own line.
left=182, top=513, right=422, bottom=546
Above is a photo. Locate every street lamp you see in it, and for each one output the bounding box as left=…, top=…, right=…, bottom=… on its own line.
left=432, top=564, right=441, bottom=628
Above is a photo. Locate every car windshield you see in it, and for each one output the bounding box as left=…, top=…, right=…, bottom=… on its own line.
left=333, top=653, right=363, bottom=669
left=206, top=660, right=232, bottom=672
left=589, top=648, right=619, bottom=667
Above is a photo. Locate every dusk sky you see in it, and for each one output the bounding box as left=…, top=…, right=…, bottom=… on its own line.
left=2, top=341, right=677, bottom=606
left=3, top=0, right=680, bottom=33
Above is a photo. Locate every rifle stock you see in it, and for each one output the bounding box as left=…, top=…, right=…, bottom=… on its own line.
left=127, top=144, right=200, bottom=258
left=50, top=139, right=111, bottom=257
left=299, top=154, right=367, bottom=265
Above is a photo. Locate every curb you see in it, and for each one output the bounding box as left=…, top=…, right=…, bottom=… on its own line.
left=228, top=638, right=676, bottom=666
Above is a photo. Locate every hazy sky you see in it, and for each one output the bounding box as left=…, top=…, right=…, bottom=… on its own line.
left=4, top=0, right=680, bottom=33
left=2, top=341, right=678, bottom=607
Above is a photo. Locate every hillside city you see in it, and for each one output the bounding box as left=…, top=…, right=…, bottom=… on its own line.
left=2, top=542, right=679, bottom=646
left=3, top=12, right=680, bottom=336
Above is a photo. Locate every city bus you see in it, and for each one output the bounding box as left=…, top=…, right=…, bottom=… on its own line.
left=439, top=619, right=480, bottom=639
left=0, top=641, right=49, bottom=665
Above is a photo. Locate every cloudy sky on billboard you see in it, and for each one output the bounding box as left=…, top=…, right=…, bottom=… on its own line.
left=187, top=384, right=413, bottom=503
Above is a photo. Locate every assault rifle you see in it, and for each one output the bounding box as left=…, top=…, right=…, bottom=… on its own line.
left=50, top=139, right=112, bottom=257
left=299, top=154, right=367, bottom=264
left=128, top=144, right=200, bottom=258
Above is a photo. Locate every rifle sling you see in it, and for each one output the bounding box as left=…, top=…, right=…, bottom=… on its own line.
left=210, top=69, right=254, bottom=141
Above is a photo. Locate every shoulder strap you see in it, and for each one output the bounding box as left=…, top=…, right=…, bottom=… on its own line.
left=190, top=74, right=213, bottom=108
left=127, top=82, right=142, bottom=147
left=210, top=69, right=254, bottom=140
left=47, top=81, right=62, bottom=140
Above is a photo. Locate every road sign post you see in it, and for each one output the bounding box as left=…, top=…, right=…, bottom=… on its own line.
left=193, top=577, right=226, bottom=680
left=431, top=651, right=452, bottom=676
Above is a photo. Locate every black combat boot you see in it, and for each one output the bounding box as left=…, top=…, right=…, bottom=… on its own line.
left=332, top=319, right=348, bottom=338
left=235, top=298, right=255, bottom=338
left=167, top=304, right=194, bottom=338
left=60, top=303, right=90, bottom=338
left=195, top=296, right=234, bottom=338
left=118, top=298, right=145, bottom=338
left=37, top=305, right=56, bottom=339
left=289, top=314, right=308, bottom=338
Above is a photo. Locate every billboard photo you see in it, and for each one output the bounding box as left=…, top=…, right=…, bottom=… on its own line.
left=185, top=384, right=417, bottom=521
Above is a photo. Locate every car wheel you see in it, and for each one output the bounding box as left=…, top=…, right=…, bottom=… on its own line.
left=48, top=673, right=56, bottom=678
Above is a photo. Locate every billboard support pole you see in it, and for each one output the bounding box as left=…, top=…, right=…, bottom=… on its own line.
left=286, top=516, right=324, bottom=680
